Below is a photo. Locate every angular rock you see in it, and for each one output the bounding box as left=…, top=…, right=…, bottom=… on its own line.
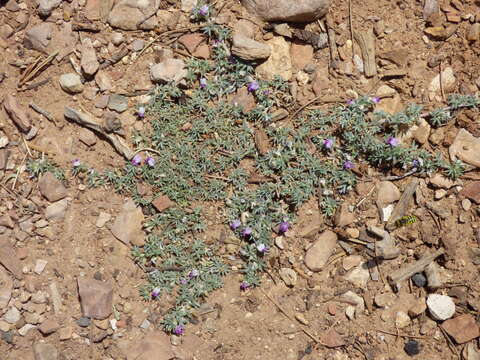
left=38, top=318, right=60, bottom=335
left=442, top=314, right=479, bottom=344
left=291, top=43, right=314, bottom=70
left=230, top=87, right=256, bottom=113
left=152, top=195, right=174, bottom=212
left=33, top=343, right=58, bottom=360
left=278, top=267, right=297, bottom=287
left=59, top=73, right=84, bottom=94
left=449, top=128, right=480, bottom=168
left=96, top=212, right=111, bottom=228
left=463, top=343, right=480, bottom=360
left=78, top=128, right=97, bottom=146
left=408, top=298, right=427, bottom=318
left=3, top=306, right=20, bottom=324
left=334, top=203, right=355, bottom=227
left=85, top=0, right=114, bottom=21
left=0, top=240, right=22, bottom=279
left=427, top=294, right=455, bottom=321
left=344, top=262, right=370, bottom=288
left=150, top=59, right=188, bottom=84
left=45, top=199, right=68, bottom=221
left=178, top=33, right=204, bottom=54
left=297, top=217, right=322, bottom=238
left=231, top=34, right=271, bottom=61
left=77, top=277, right=113, bottom=320
left=111, top=199, right=145, bottom=246
left=38, top=0, right=62, bottom=18
left=460, top=182, right=480, bottom=204
left=0, top=267, right=12, bottom=309
left=34, top=259, right=48, bottom=274
left=24, top=23, right=53, bottom=53
left=256, top=36, right=292, bottom=81
left=374, top=293, right=397, bottom=308
left=429, top=173, right=456, bottom=189
left=3, top=95, right=31, bottom=133
left=467, top=23, right=480, bottom=42
left=38, top=172, right=67, bottom=202
left=95, top=71, right=112, bottom=92
left=107, top=94, right=128, bottom=113
left=108, top=2, right=157, bottom=31
left=0, top=214, right=13, bottom=228
left=304, top=230, right=337, bottom=272
left=395, top=311, right=411, bottom=329
left=428, top=66, right=456, bottom=94
left=241, top=0, right=330, bottom=23
left=81, top=38, right=99, bottom=77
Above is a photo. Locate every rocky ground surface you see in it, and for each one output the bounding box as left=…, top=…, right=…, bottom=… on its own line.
left=1, top=0, right=480, bottom=359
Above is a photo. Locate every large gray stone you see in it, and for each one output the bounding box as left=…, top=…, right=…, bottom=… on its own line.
left=241, top=0, right=330, bottom=23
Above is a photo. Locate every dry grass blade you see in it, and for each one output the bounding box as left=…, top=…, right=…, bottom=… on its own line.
left=18, top=51, right=59, bottom=87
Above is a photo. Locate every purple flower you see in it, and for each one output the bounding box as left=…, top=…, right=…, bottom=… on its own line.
left=323, top=138, right=334, bottom=150
left=173, top=325, right=184, bottom=335
left=279, top=221, right=290, bottom=233
left=343, top=161, right=354, bottom=170
left=131, top=154, right=142, bottom=166
left=247, top=81, right=259, bottom=92
left=137, top=106, right=145, bottom=118
left=146, top=156, right=155, bottom=167
left=347, top=99, right=355, bottom=105
left=188, top=269, right=199, bottom=278
left=241, top=227, right=253, bottom=237
left=240, top=282, right=250, bottom=291
left=179, top=278, right=187, bottom=285
left=151, top=287, right=161, bottom=298
left=198, top=4, right=209, bottom=16
left=72, top=159, right=81, bottom=167
left=371, top=97, right=380, bottom=104
left=257, top=243, right=268, bottom=253
left=386, top=137, right=399, bottom=147
left=412, top=159, right=421, bottom=168
left=263, top=90, right=270, bottom=96
left=199, top=78, right=207, bottom=88
left=230, top=220, right=241, bottom=230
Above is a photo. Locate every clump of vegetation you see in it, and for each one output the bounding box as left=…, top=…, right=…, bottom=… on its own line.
left=26, top=17, right=479, bottom=333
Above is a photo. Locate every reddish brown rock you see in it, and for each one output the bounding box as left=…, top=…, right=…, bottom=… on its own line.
left=0, top=214, right=14, bottom=228
left=304, top=230, right=337, bottom=272
left=0, top=239, right=22, bottom=279
left=320, top=328, right=345, bottom=348
left=230, top=87, right=256, bottom=113
left=152, top=195, right=174, bottom=212
left=178, top=33, right=204, bottom=54
left=441, top=314, right=480, bottom=344
left=77, top=277, right=113, bottom=320
left=3, top=95, right=31, bottom=132
left=111, top=199, right=145, bottom=246
left=38, top=172, right=67, bottom=202
left=460, top=182, right=480, bottom=204
left=38, top=318, right=61, bottom=335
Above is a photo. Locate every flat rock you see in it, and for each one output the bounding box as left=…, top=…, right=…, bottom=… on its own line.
left=150, top=58, right=188, bottom=84
left=278, top=267, right=297, bottom=287
left=38, top=172, right=67, bottom=202
left=96, top=212, right=111, bottom=228
left=152, top=195, right=174, bottom=212
left=428, top=66, right=456, bottom=94
left=121, top=332, right=174, bottom=360
left=0, top=267, right=12, bottom=309
left=231, top=34, right=271, bottom=61
left=111, top=199, right=145, bottom=246
left=230, top=87, right=256, bottom=112
left=297, top=217, right=322, bottom=238
left=38, top=0, right=62, bottom=18
left=59, top=73, right=84, bottom=94
left=85, top=0, right=114, bottom=21
left=24, top=23, right=53, bottom=53
left=304, top=230, right=337, bottom=272
left=429, top=173, right=456, bottom=189
left=108, top=1, right=157, bottom=31
left=256, top=36, right=292, bottom=81
left=374, top=293, right=397, bottom=308
left=107, top=94, right=128, bottom=113
left=33, top=343, right=58, bottom=360
left=320, top=328, right=345, bottom=348
left=0, top=240, right=22, bottom=279
left=178, top=33, right=204, bottom=54
left=427, top=294, right=455, bottom=321
left=442, top=314, right=480, bottom=344
left=344, top=262, right=370, bottom=288
left=81, top=38, right=99, bottom=77
left=449, top=128, right=480, bottom=168
left=334, top=203, right=355, bottom=227
left=3, top=95, right=31, bottom=133
left=45, top=199, right=68, bottom=221
left=3, top=306, right=20, bottom=324
left=95, top=71, right=112, bottom=91
left=38, top=318, right=60, bottom=335
left=241, top=0, right=330, bottom=22
left=77, top=277, right=113, bottom=320
left=78, top=128, right=97, bottom=146
left=291, top=43, right=314, bottom=70
left=460, top=182, right=480, bottom=204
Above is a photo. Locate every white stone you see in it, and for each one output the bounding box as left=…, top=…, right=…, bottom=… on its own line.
left=3, top=307, right=20, bottom=324
left=18, top=323, right=36, bottom=336
left=96, top=212, right=111, bottom=228
left=344, top=262, right=370, bottom=288
left=345, top=306, right=355, bottom=320
left=427, top=294, right=455, bottom=321
left=34, top=259, right=48, bottom=274
left=59, top=73, right=84, bottom=94
left=395, top=311, right=411, bottom=328
left=379, top=204, right=394, bottom=222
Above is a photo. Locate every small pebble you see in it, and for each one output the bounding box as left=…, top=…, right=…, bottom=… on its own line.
left=76, top=317, right=91, bottom=328
left=34, top=259, right=48, bottom=274
left=404, top=340, right=421, bottom=356
left=411, top=273, right=427, bottom=287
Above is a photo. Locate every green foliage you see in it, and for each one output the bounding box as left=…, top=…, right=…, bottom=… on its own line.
left=26, top=158, right=65, bottom=181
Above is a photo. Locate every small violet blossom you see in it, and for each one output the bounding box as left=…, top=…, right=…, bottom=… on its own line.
left=198, top=4, right=209, bottom=16
left=72, top=159, right=81, bottom=167
left=146, top=156, right=155, bottom=167
left=347, top=99, right=355, bottom=105
left=240, top=282, right=250, bottom=291
left=323, top=138, right=334, bottom=150
left=137, top=106, right=145, bottom=118
left=386, top=137, right=399, bottom=147
left=257, top=243, right=268, bottom=253
left=241, top=227, right=252, bottom=238
left=279, top=221, right=290, bottom=234
left=131, top=154, right=142, bottom=166
left=188, top=269, right=199, bottom=278
left=412, top=159, right=423, bottom=168
left=230, top=219, right=241, bottom=231
left=199, top=78, right=207, bottom=89
left=179, top=278, right=188, bottom=285
left=151, top=287, right=161, bottom=298
left=247, top=81, right=259, bottom=92
left=371, top=97, right=380, bottom=104
left=173, top=325, right=184, bottom=336
left=343, top=161, right=354, bottom=170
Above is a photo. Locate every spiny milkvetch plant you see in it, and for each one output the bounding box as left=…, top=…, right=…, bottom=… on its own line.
left=31, top=12, right=479, bottom=332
